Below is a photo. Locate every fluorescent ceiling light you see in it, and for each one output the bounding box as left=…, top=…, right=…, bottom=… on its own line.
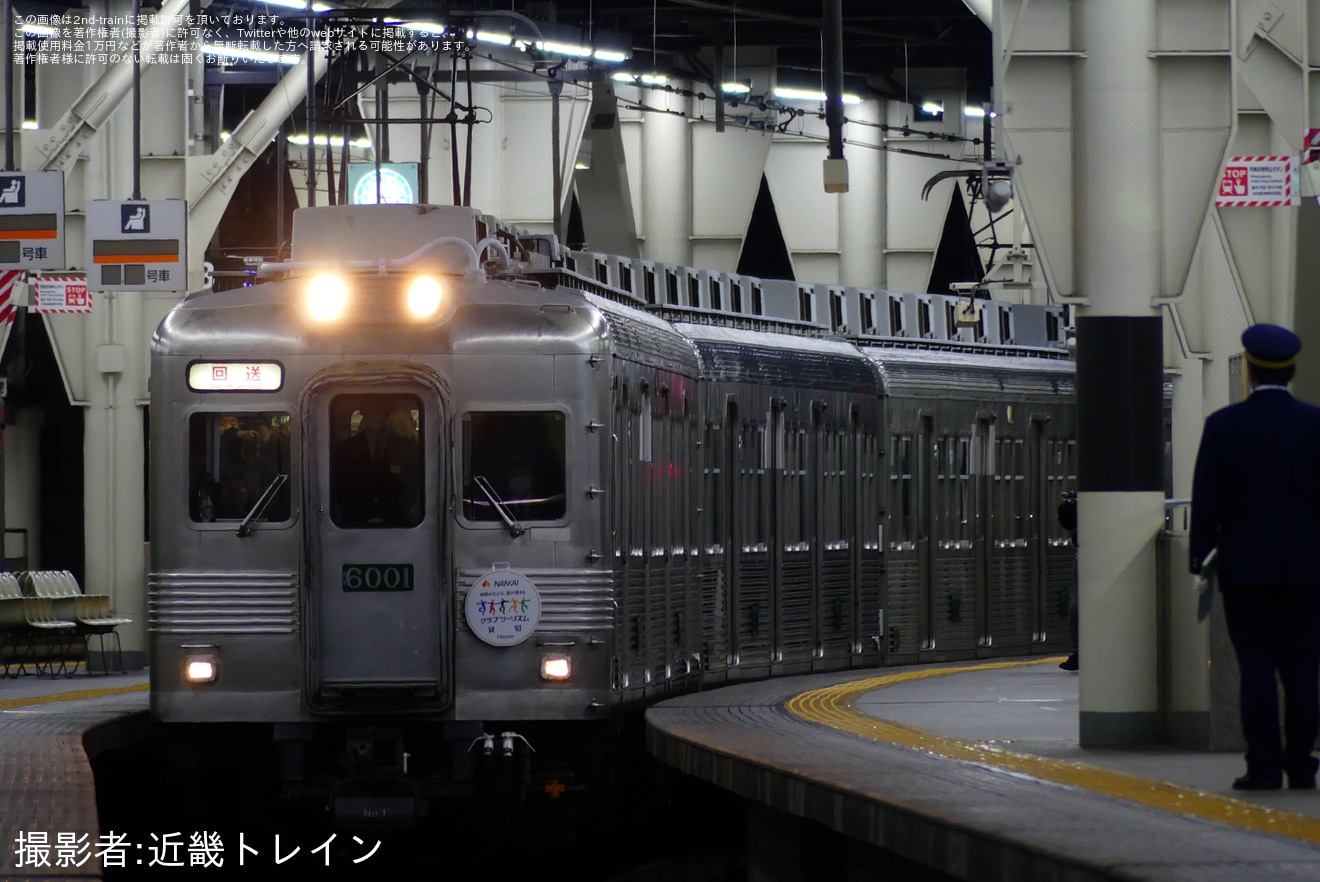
left=472, top=30, right=512, bottom=45
left=288, top=133, right=373, bottom=149
left=721, top=83, right=751, bottom=94
left=963, top=106, right=997, bottom=118
left=774, top=86, right=861, bottom=105
left=574, top=161, right=590, bottom=170
left=611, top=73, right=668, bottom=85
left=921, top=101, right=945, bottom=115
left=203, top=43, right=301, bottom=64
left=537, top=40, right=593, bottom=58
left=21, top=120, right=37, bottom=130
left=593, top=49, right=627, bottom=63
left=21, top=23, right=57, bottom=36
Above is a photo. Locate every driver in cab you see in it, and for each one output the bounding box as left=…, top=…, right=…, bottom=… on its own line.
left=332, top=401, right=421, bottom=527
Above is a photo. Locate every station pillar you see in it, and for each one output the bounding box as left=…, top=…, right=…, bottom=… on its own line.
left=1073, top=0, right=1165, bottom=746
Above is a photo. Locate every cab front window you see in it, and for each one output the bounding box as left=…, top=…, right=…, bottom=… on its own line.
left=189, top=412, right=292, bottom=522
left=462, top=411, right=567, bottom=522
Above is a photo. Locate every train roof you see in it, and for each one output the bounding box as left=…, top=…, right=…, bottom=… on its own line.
left=862, top=345, right=1074, bottom=399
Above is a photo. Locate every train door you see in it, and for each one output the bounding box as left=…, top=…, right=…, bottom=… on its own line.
left=304, top=383, right=447, bottom=708
left=973, top=415, right=996, bottom=651
left=916, top=413, right=936, bottom=652
left=933, top=423, right=977, bottom=654
left=725, top=400, right=741, bottom=669
left=973, top=417, right=992, bottom=650
left=613, top=376, right=645, bottom=696
left=856, top=414, right=885, bottom=666
left=1028, top=416, right=1049, bottom=646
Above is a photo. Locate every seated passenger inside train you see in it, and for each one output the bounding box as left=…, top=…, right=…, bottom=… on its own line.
left=189, top=413, right=292, bottom=522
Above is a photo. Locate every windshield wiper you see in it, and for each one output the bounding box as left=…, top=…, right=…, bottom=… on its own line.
left=237, top=474, right=289, bottom=538
left=474, top=475, right=525, bottom=538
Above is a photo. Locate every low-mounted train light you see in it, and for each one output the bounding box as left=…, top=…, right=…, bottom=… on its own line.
left=183, top=656, right=218, bottom=684
left=305, top=274, right=349, bottom=321
left=540, top=656, right=572, bottom=681
left=405, top=275, right=445, bottom=319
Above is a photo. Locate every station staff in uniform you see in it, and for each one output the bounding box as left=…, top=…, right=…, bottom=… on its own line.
left=1190, top=323, right=1320, bottom=791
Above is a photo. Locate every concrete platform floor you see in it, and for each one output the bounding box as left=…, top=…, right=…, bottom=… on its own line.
left=853, top=661, right=1320, bottom=819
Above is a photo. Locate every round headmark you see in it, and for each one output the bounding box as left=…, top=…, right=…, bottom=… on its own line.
left=465, top=570, right=541, bottom=646
left=351, top=167, right=416, bottom=205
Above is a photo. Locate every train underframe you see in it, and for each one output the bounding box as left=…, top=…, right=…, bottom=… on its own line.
left=161, top=716, right=637, bottom=829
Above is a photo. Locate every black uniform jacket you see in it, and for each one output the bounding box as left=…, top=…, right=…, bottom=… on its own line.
left=1190, top=387, right=1320, bottom=591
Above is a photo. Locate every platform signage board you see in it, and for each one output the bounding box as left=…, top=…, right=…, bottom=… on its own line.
left=1215, top=156, right=1300, bottom=207
left=0, top=171, right=65, bottom=270
left=86, top=200, right=187, bottom=293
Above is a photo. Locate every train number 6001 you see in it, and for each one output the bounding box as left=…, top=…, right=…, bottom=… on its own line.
left=342, top=563, right=414, bottom=592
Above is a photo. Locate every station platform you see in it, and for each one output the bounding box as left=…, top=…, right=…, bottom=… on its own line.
left=646, top=657, right=1320, bottom=882
left=0, top=670, right=149, bottom=881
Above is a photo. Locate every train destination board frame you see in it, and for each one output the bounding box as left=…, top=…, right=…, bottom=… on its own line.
left=86, top=199, right=187, bottom=293
left=0, top=171, right=65, bottom=270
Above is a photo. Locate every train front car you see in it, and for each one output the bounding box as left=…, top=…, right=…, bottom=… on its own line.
left=148, top=205, right=616, bottom=820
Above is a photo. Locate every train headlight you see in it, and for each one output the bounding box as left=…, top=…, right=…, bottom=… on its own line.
left=405, top=276, right=444, bottom=319
left=306, top=274, right=349, bottom=321
left=540, top=656, right=572, bottom=681
left=183, top=656, right=217, bottom=683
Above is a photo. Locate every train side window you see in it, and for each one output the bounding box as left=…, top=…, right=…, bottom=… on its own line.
left=639, top=398, right=654, bottom=463
left=329, top=395, right=424, bottom=529
left=462, top=411, right=567, bottom=522
left=890, top=434, right=913, bottom=548
left=957, top=437, right=971, bottom=545
left=189, top=411, right=292, bottom=523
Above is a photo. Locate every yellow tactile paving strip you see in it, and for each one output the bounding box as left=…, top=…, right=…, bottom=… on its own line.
left=786, top=657, right=1320, bottom=846
left=0, top=682, right=148, bottom=711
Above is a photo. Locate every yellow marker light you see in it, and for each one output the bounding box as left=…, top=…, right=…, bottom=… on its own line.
left=406, top=276, right=444, bottom=319
left=184, top=658, right=217, bottom=683
left=305, top=274, right=348, bottom=321
left=540, top=656, right=572, bottom=681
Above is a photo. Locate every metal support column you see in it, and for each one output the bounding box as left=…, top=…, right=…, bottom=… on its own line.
left=1073, top=0, right=1164, bottom=746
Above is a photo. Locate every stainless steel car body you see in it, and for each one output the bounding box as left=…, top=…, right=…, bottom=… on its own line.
left=148, top=205, right=1078, bottom=778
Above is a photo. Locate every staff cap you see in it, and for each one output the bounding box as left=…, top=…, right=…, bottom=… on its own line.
left=1242, top=323, right=1301, bottom=369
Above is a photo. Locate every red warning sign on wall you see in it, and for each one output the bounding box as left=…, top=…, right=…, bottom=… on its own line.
left=1215, top=156, right=1299, bottom=207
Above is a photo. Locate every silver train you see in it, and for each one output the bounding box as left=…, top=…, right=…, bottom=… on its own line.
left=148, top=204, right=1076, bottom=816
